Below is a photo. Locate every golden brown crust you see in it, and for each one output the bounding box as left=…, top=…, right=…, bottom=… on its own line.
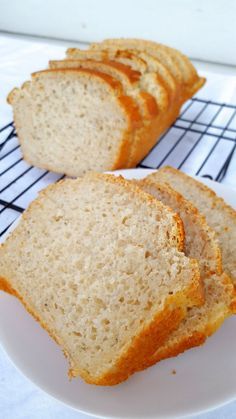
left=113, top=94, right=142, bottom=168
left=128, top=104, right=180, bottom=167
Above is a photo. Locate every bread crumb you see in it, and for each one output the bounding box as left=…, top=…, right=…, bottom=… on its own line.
left=172, top=369, right=176, bottom=375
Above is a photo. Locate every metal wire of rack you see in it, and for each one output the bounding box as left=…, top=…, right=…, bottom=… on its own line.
left=0, top=97, right=236, bottom=238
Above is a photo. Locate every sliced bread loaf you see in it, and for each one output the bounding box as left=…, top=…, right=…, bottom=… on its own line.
left=0, top=173, right=203, bottom=385
left=136, top=177, right=235, bottom=367
left=149, top=167, right=236, bottom=285
left=7, top=69, right=142, bottom=176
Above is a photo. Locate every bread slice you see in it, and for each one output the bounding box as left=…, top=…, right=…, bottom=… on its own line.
left=149, top=167, right=236, bottom=285
left=135, top=177, right=235, bottom=367
left=90, top=38, right=206, bottom=99
left=50, top=56, right=173, bottom=167
left=136, top=179, right=221, bottom=277
left=49, top=59, right=159, bottom=167
left=7, top=69, right=142, bottom=177
left=0, top=173, right=203, bottom=385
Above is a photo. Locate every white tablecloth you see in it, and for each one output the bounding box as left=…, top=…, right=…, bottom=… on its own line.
left=0, top=33, right=236, bottom=419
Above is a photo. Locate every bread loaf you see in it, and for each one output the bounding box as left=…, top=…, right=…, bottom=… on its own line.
left=8, top=39, right=205, bottom=175
left=0, top=173, right=203, bottom=385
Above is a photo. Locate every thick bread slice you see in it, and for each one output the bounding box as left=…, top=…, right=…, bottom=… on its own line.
left=149, top=167, right=236, bottom=285
left=137, top=179, right=222, bottom=276
left=90, top=38, right=206, bottom=100
left=7, top=69, right=142, bottom=176
left=49, top=59, right=159, bottom=168
left=136, top=177, right=235, bottom=367
left=0, top=173, right=203, bottom=385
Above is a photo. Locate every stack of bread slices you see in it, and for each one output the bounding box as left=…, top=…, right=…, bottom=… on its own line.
left=8, top=38, right=205, bottom=177
left=0, top=167, right=235, bottom=385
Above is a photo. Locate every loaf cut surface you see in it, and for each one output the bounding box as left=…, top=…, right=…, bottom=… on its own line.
left=136, top=176, right=235, bottom=366
left=8, top=69, right=141, bottom=177
left=0, top=173, right=203, bottom=385
left=149, top=167, right=236, bottom=285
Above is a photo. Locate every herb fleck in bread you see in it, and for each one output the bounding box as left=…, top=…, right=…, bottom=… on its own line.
left=136, top=176, right=235, bottom=367
left=150, top=167, right=236, bottom=285
left=0, top=173, right=203, bottom=385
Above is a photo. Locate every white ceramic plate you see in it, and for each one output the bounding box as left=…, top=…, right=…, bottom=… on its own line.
left=0, top=168, right=236, bottom=419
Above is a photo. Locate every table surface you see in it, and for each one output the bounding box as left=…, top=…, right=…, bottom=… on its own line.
left=0, top=32, right=236, bottom=419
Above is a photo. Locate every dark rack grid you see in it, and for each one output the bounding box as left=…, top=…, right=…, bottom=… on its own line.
left=0, top=97, right=236, bottom=238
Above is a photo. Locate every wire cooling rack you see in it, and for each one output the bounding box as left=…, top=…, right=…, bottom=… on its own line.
left=0, top=96, right=236, bottom=238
